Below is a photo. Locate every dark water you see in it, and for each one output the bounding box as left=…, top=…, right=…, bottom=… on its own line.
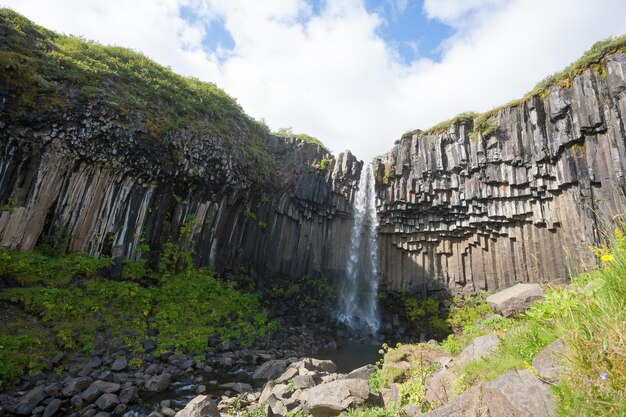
left=122, top=367, right=260, bottom=417
left=313, top=342, right=382, bottom=373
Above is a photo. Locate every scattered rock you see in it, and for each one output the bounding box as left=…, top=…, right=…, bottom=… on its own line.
left=118, top=386, right=138, bottom=404
left=175, top=395, right=220, bottom=417
left=145, top=374, right=172, bottom=392
left=532, top=339, right=566, bottom=382
left=111, top=358, right=127, bottom=372
left=486, top=283, right=544, bottom=317
left=95, top=393, right=120, bottom=412
left=458, top=334, right=500, bottom=365
left=253, top=360, right=289, bottom=381
left=218, top=382, right=253, bottom=394
left=13, top=385, right=47, bottom=415
left=63, top=377, right=94, bottom=397
left=43, top=398, right=62, bottom=417
left=345, top=364, right=377, bottom=380
left=483, top=370, right=555, bottom=417
left=306, top=379, right=371, bottom=417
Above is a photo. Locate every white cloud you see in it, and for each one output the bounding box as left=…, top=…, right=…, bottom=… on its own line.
left=3, top=0, right=626, bottom=161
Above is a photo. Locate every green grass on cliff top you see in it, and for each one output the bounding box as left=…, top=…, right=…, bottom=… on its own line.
left=411, top=35, right=626, bottom=138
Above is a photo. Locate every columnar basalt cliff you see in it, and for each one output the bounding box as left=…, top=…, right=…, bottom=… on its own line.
left=0, top=10, right=363, bottom=285
left=374, top=52, right=626, bottom=294
left=0, top=106, right=361, bottom=281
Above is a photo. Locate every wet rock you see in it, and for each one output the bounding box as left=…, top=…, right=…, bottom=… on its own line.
left=161, top=406, right=176, bottom=417
left=218, top=382, right=252, bottom=394
left=43, top=398, right=62, bottom=417
left=306, top=379, right=370, bottom=417
left=487, top=284, right=544, bottom=317
left=253, top=360, right=289, bottom=381
left=175, top=395, right=220, bottom=417
left=118, top=386, right=137, bottom=403
left=145, top=374, right=171, bottom=392
left=95, top=393, right=120, bottom=412
left=113, top=404, right=126, bottom=416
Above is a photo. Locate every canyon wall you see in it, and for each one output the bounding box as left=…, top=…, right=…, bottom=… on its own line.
left=0, top=101, right=360, bottom=283
left=374, top=52, right=626, bottom=294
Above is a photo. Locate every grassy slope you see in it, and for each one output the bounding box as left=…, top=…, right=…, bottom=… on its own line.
left=0, top=248, right=273, bottom=389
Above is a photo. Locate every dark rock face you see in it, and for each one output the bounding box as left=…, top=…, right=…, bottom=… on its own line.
left=374, top=52, right=626, bottom=293
left=0, top=94, right=360, bottom=283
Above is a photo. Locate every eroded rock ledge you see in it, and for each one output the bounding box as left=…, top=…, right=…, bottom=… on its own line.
left=374, top=52, right=626, bottom=293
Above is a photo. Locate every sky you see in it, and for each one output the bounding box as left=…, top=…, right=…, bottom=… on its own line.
left=3, top=0, right=626, bottom=161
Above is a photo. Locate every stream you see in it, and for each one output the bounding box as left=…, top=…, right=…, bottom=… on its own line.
left=122, top=343, right=381, bottom=416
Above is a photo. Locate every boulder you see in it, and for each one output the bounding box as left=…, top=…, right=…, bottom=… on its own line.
left=483, top=370, right=555, bottom=417
left=175, top=395, right=220, bottom=417
left=118, top=386, right=138, bottom=404
left=218, top=382, right=253, bottom=393
left=12, top=385, right=47, bottom=415
left=82, top=381, right=121, bottom=403
left=293, top=375, right=315, bottom=390
left=95, top=393, right=120, bottom=411
left=301, top=358, right=337, bottom=374
left=43, top=398, right=62, bottom=417
left=346, top=364, right=378, bottom=380
left=486, top=284, right=544, bottom=317
left=111, top=358, right=127, bottom=372
left=532, top=339, right=566, bottom=382
left=306, top=379, right=370, bottom=417
left=252, top=359, right=287, bottom=380
left=145, top=373, right=172, bottom=392
left=458, top=334, right=499, bottom=365
left=63, top=377, right=93, bottom=397
left=425, top=366, right=456, bottom=404
left=420, top=387, right=484, bottom=417
left=275, top=367, right=299, bottom=383
left=267, top=395, right=288, bottom=417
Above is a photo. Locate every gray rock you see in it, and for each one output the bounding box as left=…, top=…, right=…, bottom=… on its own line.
left=306, top=379, right=370, bottom=417
left=175, top=395, right=220, bottom=417
left=253, top=360, right=289, bottom=381
left=458, top=334, right=500, bottom=365
left=293, top=375, right=315, bottom=390
left=301, top=358, right=337, bottom=374
left=218, top=382, right=252, bottom=393
left=161, top=406, right=176, bottom=417
left=345, top=364, right=378, bottom=380
left=14, top=385, right=47, bottom=415
left=267, top=395, right=288, bottom=417
left=110, top=358, right=127, bottom=372
left=71, top=394, right=84, bottom=409
left=95, top=393, right=120, bottom=411
left=275, top=367, right=299, bottom=383
left=425, top=365, right=456, bottom=404
left=118, top=386, right=138, bottom=404
left=145, top=374, right=171, bottom=392
left=113, top=404, right=126, bottom=416
left=487, top=283, right=544, bottom=317
left=484, top=370, right=555, bottom=417
left=43, top=399, right=62, bottom=417
left=532, top=339, right=566, bottom=382
left=420, top=387, right=484, bottom=417
left=63, top=377, right=94, bottom=397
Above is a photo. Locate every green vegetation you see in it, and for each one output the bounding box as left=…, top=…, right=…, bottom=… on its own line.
left=273, top=127, right=330, bottom=153
left=0, top=8, right=273, bottom=184
left=0, top=248, right=273, bottom=387
left=415, top=35, right=626, bottom=141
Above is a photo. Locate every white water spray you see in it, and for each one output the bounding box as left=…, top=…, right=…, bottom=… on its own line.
left=337, top=163, right=380, bottom=337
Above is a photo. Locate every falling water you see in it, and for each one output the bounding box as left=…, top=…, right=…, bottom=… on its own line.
left=336, top=163, right=380, bottom=338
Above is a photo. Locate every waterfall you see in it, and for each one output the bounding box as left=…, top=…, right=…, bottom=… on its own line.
left=337, top=163, right=380, bottom=338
